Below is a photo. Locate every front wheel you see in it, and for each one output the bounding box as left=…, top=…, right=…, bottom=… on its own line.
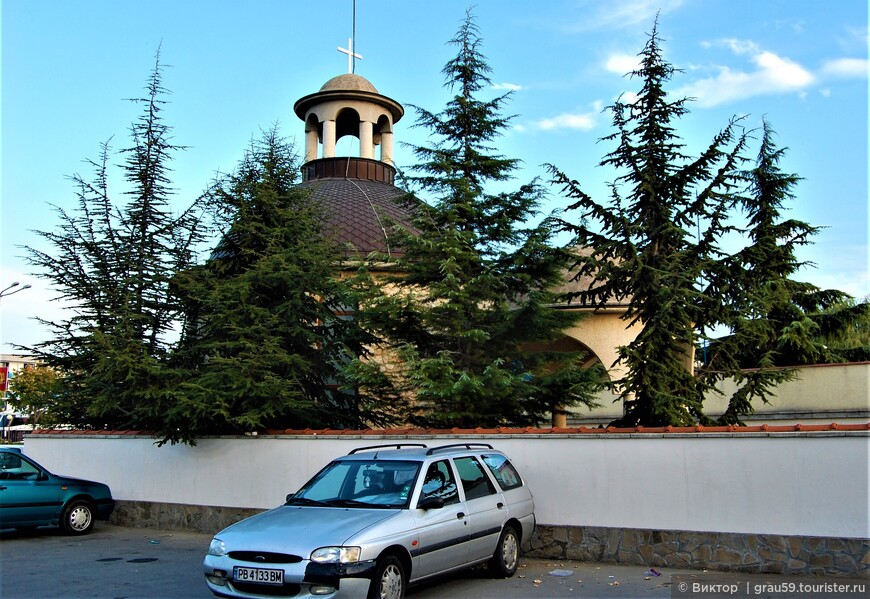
left=368, top=554, right=406, bottom=599
left=489, top=525, right=520, bottom=578
left=61, top=499, right=95, bottom=535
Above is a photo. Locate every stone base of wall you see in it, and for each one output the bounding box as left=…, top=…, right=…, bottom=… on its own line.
left=110, top=499, right=264, bottom=535
left=527, top=525, right=868, bottom=578
left=109, top=501, right=868, bottom=578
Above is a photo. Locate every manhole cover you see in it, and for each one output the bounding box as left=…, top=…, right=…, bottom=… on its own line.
left=126, top=558, right=158, bottom=563
left=96, top=558, right=123, bottom=562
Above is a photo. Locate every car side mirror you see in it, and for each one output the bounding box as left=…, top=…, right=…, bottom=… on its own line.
left=417, top=496, right=445, bottom=510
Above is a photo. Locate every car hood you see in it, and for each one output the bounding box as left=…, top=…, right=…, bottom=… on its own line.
left=218, top=506, right=400, bottom=554
left=55, top=475, right=107, bottom=488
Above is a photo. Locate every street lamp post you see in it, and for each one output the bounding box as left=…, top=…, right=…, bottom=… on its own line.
left=0, top=281, right=32, bottom=412
left=0, top=281, right=31, bottom=303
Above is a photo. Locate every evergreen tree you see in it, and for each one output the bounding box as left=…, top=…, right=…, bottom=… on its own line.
left=355, top=9, right=602, bottom=428
left=813, top=297, right=870, bottom=363
left=22, top=49, right=205, bottom=430
left=167, top=126, right=403, bottom=443
left=548, top=20, right=748, bottom=426
left=699, top=121, right=868, bottom=422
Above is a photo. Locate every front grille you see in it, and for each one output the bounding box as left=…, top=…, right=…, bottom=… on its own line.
left=228, top=551, right=303, bottom=564
left=231, top=582, right=303, bottom=596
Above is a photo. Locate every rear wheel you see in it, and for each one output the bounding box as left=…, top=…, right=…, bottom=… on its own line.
left=489, top=525, right=520, bottom=578
left=61, top=499, right=95, bottom=535
left=367, top=554, right=406, bottom=599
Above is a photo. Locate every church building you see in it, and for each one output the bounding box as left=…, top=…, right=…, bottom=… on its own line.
left=288, top=61, right=636, bottom=427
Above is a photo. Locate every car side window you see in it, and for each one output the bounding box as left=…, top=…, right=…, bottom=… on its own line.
left=481, top=454, right=523, bottom=491
left=453, top=456, right=497, bottom=500
left=0, top=453, right=40, bottom=480
left=0, top=452, right=22, bottom=470
left=419, top=460, right=459, bottom=505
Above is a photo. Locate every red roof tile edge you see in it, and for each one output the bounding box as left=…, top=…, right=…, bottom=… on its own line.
left=27, top=422, right=870, bottom=436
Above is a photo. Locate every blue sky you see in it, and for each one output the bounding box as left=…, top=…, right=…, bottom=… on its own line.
left=1, top=0, right=867, bottom=353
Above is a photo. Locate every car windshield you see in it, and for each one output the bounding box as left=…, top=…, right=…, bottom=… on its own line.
left=287, top=460, right=421, bottom=509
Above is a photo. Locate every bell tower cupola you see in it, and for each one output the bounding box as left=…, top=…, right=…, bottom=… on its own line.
left=294, top=72, right=404, bottom=183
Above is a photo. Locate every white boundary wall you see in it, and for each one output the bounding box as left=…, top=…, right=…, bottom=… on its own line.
left=23, top=433, right=869, bottom=539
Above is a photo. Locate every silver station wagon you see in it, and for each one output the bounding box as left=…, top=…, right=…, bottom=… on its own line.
left=203, top=443, right=535, bottom=599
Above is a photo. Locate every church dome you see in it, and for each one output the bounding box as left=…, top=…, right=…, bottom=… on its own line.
left=301, top=169, right=417, bottom=260
left=319, top=73, right=379, bottom=94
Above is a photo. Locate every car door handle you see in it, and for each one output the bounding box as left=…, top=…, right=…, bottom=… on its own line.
left=0, top=485, right=6, bottom=490
left=456, top=512, right=465, bottom=519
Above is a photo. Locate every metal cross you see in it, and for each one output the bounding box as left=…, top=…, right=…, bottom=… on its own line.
left=337, top=38, right=362, bottom=74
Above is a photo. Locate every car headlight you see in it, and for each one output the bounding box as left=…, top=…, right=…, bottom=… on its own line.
left=310, top=546, right=361, bottom=564
left=207, top=538, right=227, bottom=557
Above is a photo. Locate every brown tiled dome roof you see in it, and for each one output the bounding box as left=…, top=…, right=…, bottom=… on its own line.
left=300, top=157, right=417, bottom=259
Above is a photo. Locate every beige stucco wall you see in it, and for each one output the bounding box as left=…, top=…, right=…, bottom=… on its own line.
left=704, top=362, right=870, bottom=424
left=557, top=304, right=869, bottom=426
left=560, top=309, right=635, bottom=423
left=568, top=362, right=870, bottom=426
left=561, top=309, right=636, bottom=378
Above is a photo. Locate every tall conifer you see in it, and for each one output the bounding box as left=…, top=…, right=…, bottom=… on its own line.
left=168, top=126, right=402, bottom=442
left=355, top=10, right=602, bottom=428
left=23, top=49, right=205, bottom=429
left=699, top=121, right=866, bottom=422
left=549, top=21, right=747, bottom=426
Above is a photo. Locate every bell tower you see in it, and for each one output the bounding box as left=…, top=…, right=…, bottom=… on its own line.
left=293, top=73, right=404, bottom=183
left=291, top=48, right=414, bottom=259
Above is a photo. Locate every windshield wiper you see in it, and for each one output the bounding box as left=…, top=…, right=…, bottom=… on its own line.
left=285, top=497, right=328, bottom=507
left=325, top=499, right=374, bottom=508
left=329, top=499, right=405, bottom=509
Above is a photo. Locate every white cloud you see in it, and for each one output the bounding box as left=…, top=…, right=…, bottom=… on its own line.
left=517, top=101, right=605, bottom=132
left=755, top=51, right=814, bottom=87
left=675, top=39, right=814, bottom=107
left=564, top=0, right=685, bottom=32
left=676, top=37, right=866, bottom=108
left=840, top=24, right=869, bottom=53
left=619, top=91, right=641, bottom=105
left=720, top=38, right=760, bottom=56
left=821, top=58, right=869, bottom=78
left=535, top=112, right=597, bottom=131
left=606, top=54, right=640, bottom=75
left=492, top=82, right=524, bottom=91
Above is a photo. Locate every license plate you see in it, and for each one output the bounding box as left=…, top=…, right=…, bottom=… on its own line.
left=233, top=566, right=284, bottom=586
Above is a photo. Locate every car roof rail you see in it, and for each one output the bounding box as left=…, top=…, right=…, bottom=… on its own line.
left=426, top=443, right=494, bottom=455
left=348, top=443, right=429, bottom=455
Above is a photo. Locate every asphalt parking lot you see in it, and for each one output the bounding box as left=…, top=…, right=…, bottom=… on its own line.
left=0, top=524, right=865, bottom=598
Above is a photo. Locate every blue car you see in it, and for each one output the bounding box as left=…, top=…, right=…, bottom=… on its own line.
left=0, top=447, right=115, bottom=535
